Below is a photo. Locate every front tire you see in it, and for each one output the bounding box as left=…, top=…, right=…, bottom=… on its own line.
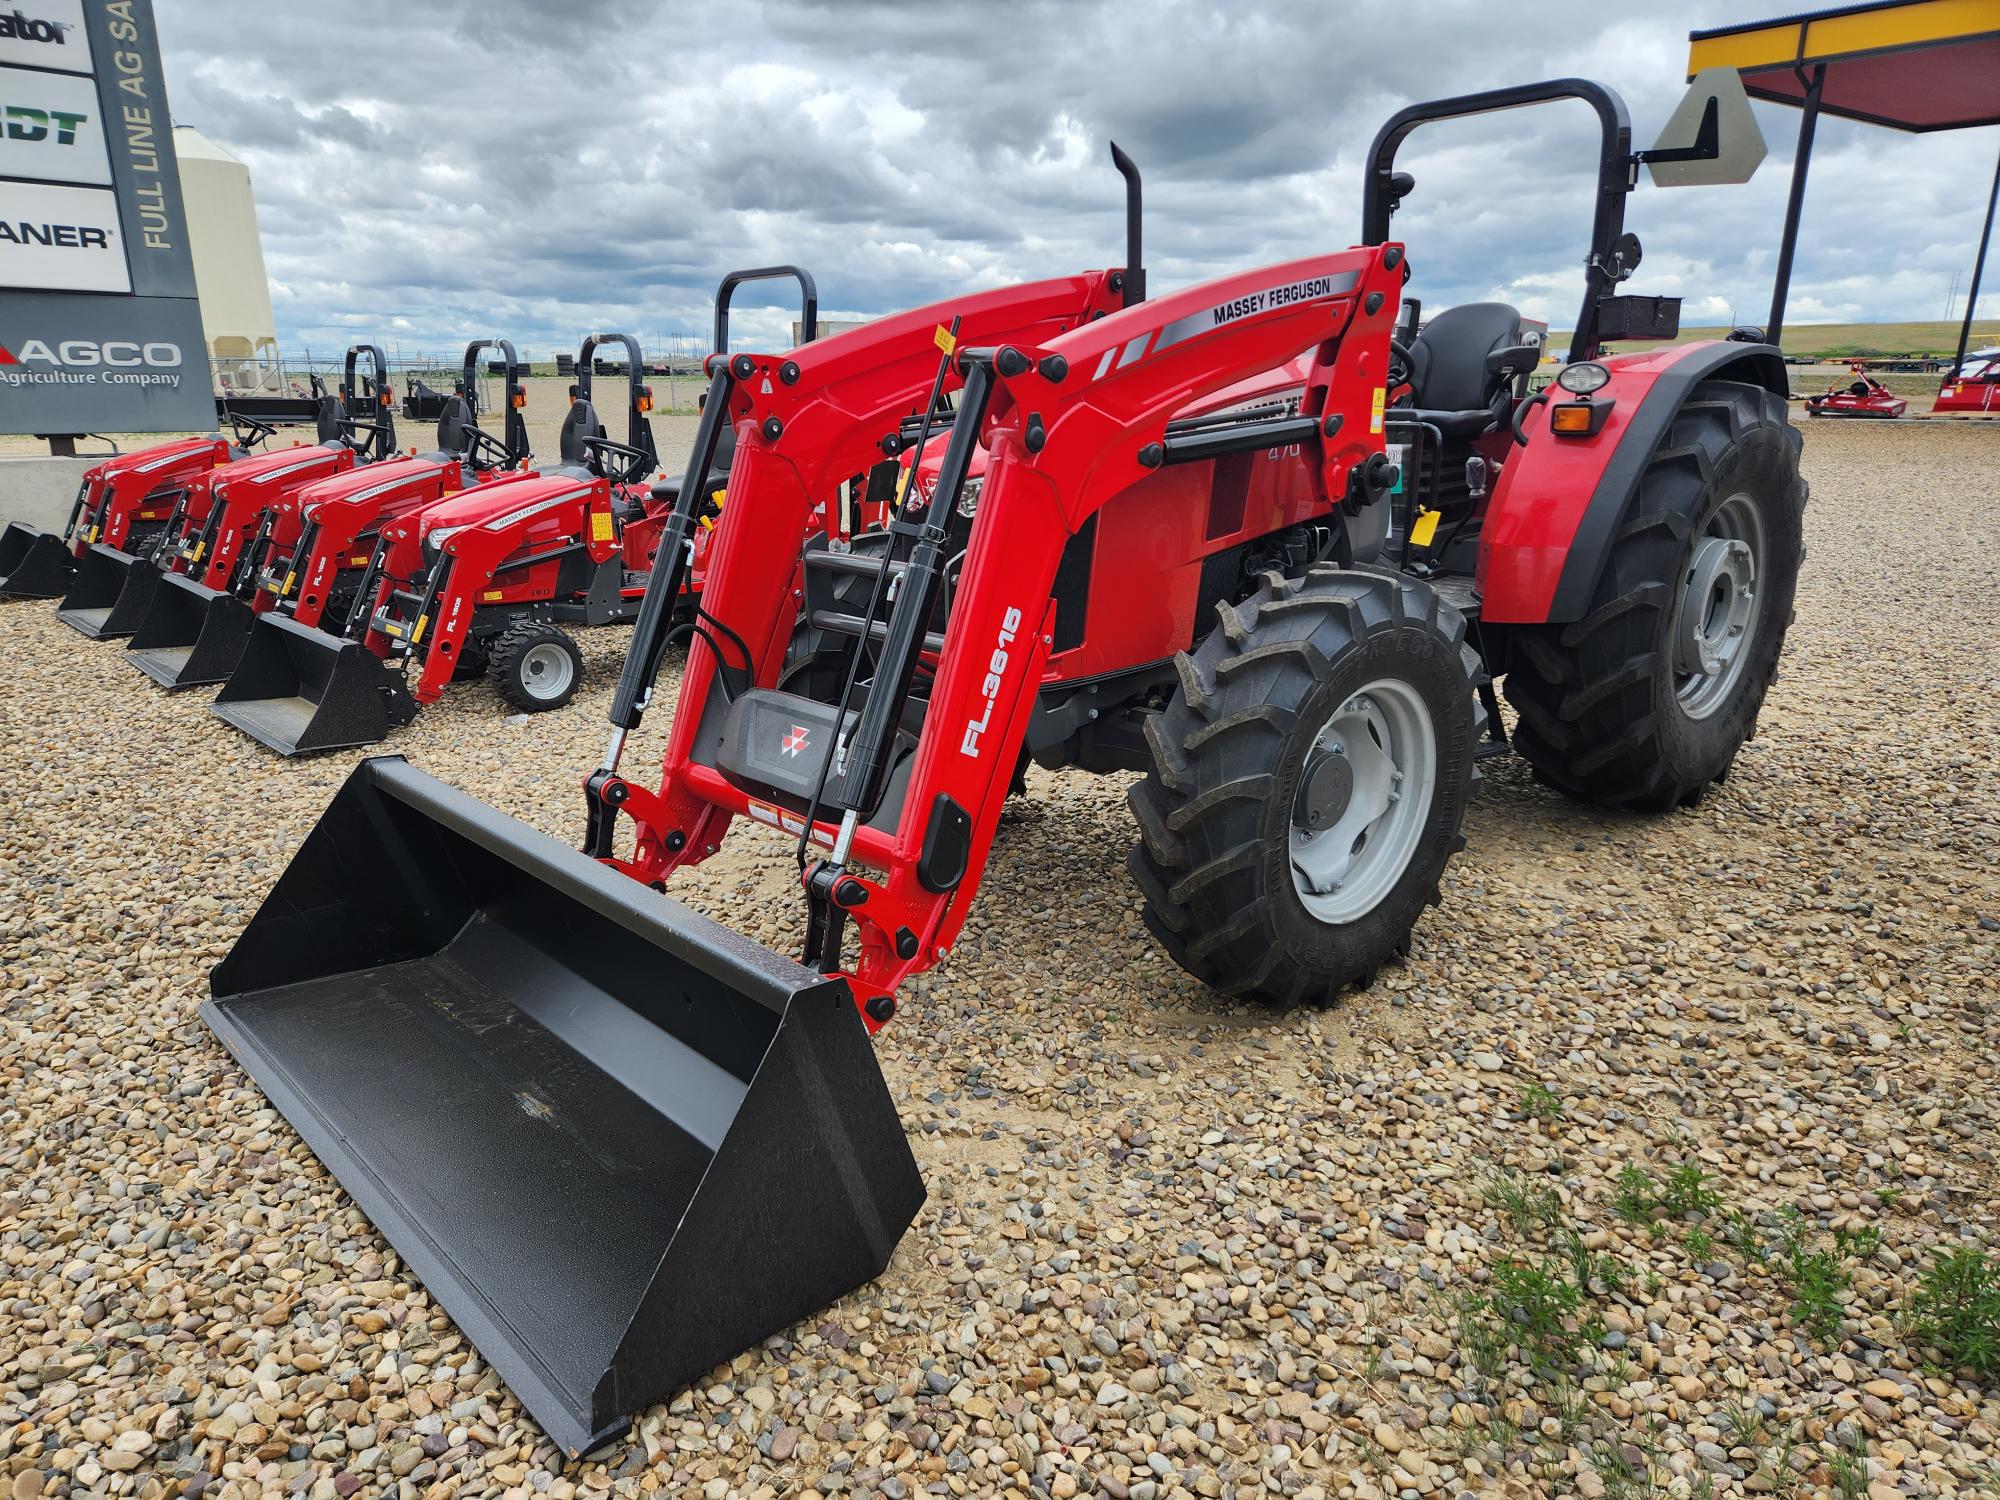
left=1503, top=379, right=1804, bottom=810
left=1129, top=566, right=1480, bottom=1004
left=487, top=620, right=583, bottom=712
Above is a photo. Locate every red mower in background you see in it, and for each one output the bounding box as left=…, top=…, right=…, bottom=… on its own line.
left=124, top=340, right=538, bottom=693
left=211, top=328, right=680, bottom=753
left=1804, top=362, right=1908, bottom=418
left=1932, top=346, right=1999, bottom=414
left=52, top=346, right=399, bottom=639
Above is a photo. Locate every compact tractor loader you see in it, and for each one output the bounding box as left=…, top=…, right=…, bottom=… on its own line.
left=202, top=92, right=1800, bottom=1455
left=123, top=341, right=534, bottom=692
left=0, top=388, right=337, bottom=603
left=211, top=331, right=675, bottom=752
left=51, top=346, right=398, bottom=640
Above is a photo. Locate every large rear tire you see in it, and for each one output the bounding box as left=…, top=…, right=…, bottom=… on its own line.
left=1129, top=566, right=1480, bottom=1004
left=1503, top=379, right=1804, bottom=810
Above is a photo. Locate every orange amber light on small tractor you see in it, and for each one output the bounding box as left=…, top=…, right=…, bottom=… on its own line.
left=638, top=388, right=654, bottom=414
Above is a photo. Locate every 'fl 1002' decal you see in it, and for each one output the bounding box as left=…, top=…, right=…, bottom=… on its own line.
left=961, top=605, right=1024, bottom=759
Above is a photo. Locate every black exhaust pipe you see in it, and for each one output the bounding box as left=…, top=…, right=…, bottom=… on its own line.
left=55, top=543, right=166, bottom=639
left=124, top=572, right=259, bottom=689
left=210, top=612, right=416, bottom=755
left=0, top=524, right=78, bottom=599
left=205, top=758, right=924, bottom=1456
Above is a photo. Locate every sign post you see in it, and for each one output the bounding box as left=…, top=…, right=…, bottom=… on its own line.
left=1, top=0, right=213, bottom=448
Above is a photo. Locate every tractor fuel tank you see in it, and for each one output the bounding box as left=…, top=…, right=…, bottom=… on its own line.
left=203, top=758, right=926, bottom=1454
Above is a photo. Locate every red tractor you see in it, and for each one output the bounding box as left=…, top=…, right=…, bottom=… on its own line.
left=205, top=89, right=1801, bottom=1456
left=50, top=346, right=399, bottom=639
left=123, top=340, right=535, bottom=692
left=1805, top=362, right=1908, bottom=418
left=1932, top=346, right=1999, bottom=415
left=211, top=329, right=679, bottom=753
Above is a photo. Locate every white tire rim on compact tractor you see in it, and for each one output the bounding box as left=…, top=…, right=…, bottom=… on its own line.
left=1672, top=490, right=1765, bottom=721
left=518, top=640, right=577, bottom=702
left=1289, top=677, right=1438, bottom=924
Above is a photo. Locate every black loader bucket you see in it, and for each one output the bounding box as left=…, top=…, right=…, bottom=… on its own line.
left=0, top=524, right=77, bottom=599
left=211, top=613, right=417, bottom=755
left=125, top=572, right=258, bottom=689
left=204, top=758, right=924, bottom=1456
left=56, top=543, right=163, bottom=639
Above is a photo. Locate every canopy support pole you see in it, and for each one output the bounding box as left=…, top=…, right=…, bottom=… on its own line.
left=1950, top=143, right=2000, bottom=379
left=1766, top=63, right=1825, bottom=348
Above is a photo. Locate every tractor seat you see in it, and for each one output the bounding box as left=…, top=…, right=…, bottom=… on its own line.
left=314, top=393, right=346, bottom=446
left=555, top=398, right=606, bottom=477
left=1403, top=302, right=1525, bottom=442
left=425, top=394, right=475, bottom=462
left=648, top=421, right=738, bottom=508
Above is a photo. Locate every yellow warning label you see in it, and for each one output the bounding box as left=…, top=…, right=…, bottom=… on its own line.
left=934, top=325, right=957, bottom=357
left=282, top=570, right=297, bottom=594
left=85, top=526, right=99, bottom=542
left=349, top=555, right=370, bottom=567
left=1409, top=508, right=1441, bottom=548
left=1369, top=387, right=1387, bottom=434
left=481, top=589, right=504, bottom=602
left=590, top=511, right=615, bottom=543
left=410, top=615, right=428, bottom=644
left=895, top=468, right=913, bottom=503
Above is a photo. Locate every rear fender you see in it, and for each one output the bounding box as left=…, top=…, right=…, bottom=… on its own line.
left=1477, top=341, right=1788, bottom=624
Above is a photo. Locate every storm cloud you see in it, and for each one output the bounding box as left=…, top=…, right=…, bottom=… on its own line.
left=153, top=0, right=2000, bottom=360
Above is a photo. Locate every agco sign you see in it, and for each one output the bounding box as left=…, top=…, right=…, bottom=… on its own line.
left=0, top=335, right=186, bottom=388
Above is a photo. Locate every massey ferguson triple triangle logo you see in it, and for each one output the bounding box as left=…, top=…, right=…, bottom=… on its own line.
left=781, top=724, right=810, bottom=758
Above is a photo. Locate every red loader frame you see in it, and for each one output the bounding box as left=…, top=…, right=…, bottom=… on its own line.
left=580, top=250, right=1378, bottom=1021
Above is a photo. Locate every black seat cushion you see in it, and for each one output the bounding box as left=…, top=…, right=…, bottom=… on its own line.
left=314, top=394, right=346, bottom=445
left=432, top=394, right=474, bottom=458
left=1405, top=301, right=1522, bottom=440
left=558, top=399, right=606, bottom=471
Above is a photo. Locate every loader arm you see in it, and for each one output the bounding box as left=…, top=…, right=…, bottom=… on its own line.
left=588, top=270, right=1129, bottom=877
left=595, top=247, right=1403, bottom=1021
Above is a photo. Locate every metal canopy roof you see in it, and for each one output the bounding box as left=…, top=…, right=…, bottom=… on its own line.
left=1688, top=0, right=2000, bottom=131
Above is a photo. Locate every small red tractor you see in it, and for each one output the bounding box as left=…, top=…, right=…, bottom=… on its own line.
left=123, top=341, right=534, bottom=692
left=0, top=376, right=345, bottom=604
left=1932, top=345, right=1998, bottom=414
left=210, top=330, right=680, bottom=752
left=1805, top=362, right=1908, bottom=418
left=206, top=92, right=1801, bottom=1456
left=50, top=346, right=399, bottom=639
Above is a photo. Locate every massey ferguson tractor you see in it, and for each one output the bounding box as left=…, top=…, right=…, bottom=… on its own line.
left=203, top=83, right=1800, bottom=1457
left=0, top=368, right=351, bottom=603
left=122, top=340, right=534, bottom=693
left=210, top=330, right=675, bottom=753
left=49, top=346, right=399, bottom=640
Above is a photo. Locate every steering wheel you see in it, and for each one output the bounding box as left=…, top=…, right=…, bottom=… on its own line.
left=229, top=413, right=278, bottom=449
left=581, top=435, right=654, bottom=485
left=1388, top=338, right=1415, bottom=391
left=460, top=425, right=517, bottom=473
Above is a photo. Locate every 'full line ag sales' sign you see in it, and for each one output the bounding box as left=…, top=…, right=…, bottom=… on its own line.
left=1, top=0, right=211, bottom=434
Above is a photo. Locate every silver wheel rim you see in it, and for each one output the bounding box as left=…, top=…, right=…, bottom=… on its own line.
left=1288, top=678, right=1437, bottom=924
left=518, top=640, right=576, bottom=701
left=1671, top=492, right=1764, bottom=720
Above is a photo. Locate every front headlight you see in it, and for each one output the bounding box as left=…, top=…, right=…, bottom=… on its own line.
left=956, top=475, right=983, bottom=519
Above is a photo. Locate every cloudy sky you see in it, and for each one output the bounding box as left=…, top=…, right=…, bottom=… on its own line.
left=154, top=0, right=1998, bottom=363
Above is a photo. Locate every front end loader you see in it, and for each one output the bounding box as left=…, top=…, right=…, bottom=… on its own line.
left=210, top=304, right=792, bottom=754
left=54, top=346, right=396, bottom=639
left=127, top=342, right=533, bottom=693
left=203, top=98, right=1801, bottom=1456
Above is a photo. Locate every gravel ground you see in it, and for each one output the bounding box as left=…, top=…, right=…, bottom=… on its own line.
left=2, top=418, right=1998, bottom=1500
